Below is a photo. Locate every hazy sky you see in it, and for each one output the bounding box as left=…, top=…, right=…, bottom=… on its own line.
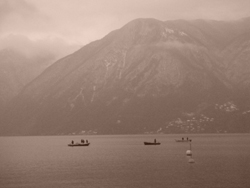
left=1, top=0, right=250, bottom=59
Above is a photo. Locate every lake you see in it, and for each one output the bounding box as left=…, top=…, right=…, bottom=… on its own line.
left=0, top=134, right=250, bottom=188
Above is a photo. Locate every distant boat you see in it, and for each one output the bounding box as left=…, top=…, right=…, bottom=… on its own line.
left=175, top=139, right=192, bottom=142
left=144, top=139, right=161, bottom=145
left=68, top=143, right=90, bottom=147
left=144, top=142, right=161, bottom=145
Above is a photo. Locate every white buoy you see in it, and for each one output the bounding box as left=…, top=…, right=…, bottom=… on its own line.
left=186, top=149, right=192, bottom=156
left=186, top=140, right=195, bottom=163
left=186, top=141, right=192, bottom=156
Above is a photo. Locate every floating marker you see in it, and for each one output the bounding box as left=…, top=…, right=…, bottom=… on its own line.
left=186, top=140, right=195, bottom=163
left=186, top=149, right=192, bottom=156
left=186, top=141, right=192, bottom=156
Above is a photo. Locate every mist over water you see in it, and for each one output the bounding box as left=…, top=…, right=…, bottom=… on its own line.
left=1, top=134, right=250, bottom=188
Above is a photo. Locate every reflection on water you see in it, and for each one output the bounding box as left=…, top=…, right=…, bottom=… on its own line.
left=0, top=134, right=250, bottom=188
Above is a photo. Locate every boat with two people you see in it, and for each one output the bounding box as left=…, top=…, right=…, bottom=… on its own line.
left=68, top=139, right=90, bottom=147
left=175, top=137, right=192, bottom=142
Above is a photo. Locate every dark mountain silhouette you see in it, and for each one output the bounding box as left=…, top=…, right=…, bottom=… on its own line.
left=2, top=17, right=250, bottom=135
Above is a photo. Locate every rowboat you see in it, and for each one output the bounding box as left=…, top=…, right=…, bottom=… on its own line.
left=144, top=142, right=161, bottom=145
left=175, top=139, right=192, bottom=142
left=68, top=143, right=90, bottom=147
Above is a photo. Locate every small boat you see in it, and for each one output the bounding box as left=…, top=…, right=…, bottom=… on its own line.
left=144, top=142, right=161, bottom=145
left=68, top=143, right=90, bottom=147
left=175, top=139, right=192, bottom=142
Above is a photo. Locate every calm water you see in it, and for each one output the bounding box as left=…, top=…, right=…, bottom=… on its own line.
left=0, top=134, right=250, bottom=188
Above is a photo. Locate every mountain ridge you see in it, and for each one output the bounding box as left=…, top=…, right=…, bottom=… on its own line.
left=2, top=17, right=250, bottom=135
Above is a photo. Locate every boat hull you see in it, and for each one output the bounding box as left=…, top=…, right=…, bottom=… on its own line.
left=144, top=142, right=161, bottom=145
left=175, top=139, right=191, bottom=142
left=68, top=143, right=90, bottom=147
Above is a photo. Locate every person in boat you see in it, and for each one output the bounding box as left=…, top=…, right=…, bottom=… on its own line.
left=154, top=139, right=156, bottom=143
left=81, top=139, right=85, bottom=143
left=71, top=140, right=74, bottom=144
left=182, top=137, right=184, bottom=140
left=86, top=140, right=88, bottom=143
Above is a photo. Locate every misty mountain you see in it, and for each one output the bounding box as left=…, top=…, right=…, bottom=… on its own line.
left=0, top=49, right=54, bottom=105
left=2, top=17, right=250, bottom=135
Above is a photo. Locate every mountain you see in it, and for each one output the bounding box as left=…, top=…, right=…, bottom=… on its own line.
left=0, top=49, right=54, bottom=105
left=2, top=17, right=250, bottom=135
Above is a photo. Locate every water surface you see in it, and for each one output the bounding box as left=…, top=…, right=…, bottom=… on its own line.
left=0, top=134, right=250, bottom=188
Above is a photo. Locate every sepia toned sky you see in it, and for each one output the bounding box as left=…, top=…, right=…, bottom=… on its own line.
left=1, top=0, right=250, bottom=59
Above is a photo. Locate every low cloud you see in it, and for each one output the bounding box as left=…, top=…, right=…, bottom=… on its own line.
left=0, top=34, right=81, bottom=60
left=0, top=0, right=81, bottom=60
left=155, top=41, right=204, bottom=51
